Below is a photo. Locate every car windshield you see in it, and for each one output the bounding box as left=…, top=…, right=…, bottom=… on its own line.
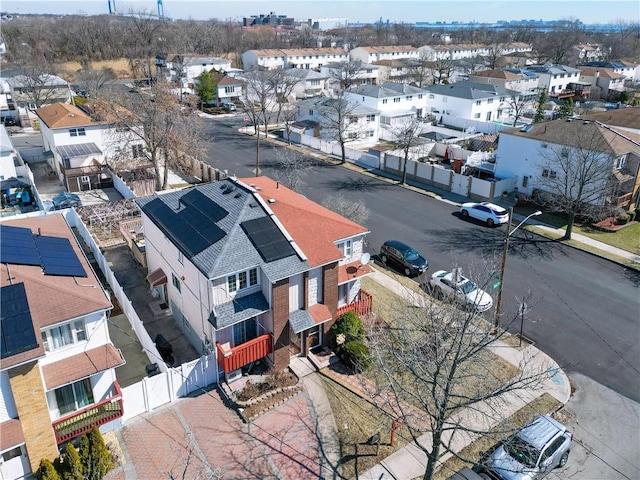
left=459, top=280, right=478, bottom=295
left=403, top=249, right=420, bottom=261
left=504, top=436, right=539, bottom=468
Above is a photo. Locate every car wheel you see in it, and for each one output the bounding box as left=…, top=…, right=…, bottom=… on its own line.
left=558, top=451, right=569, bottom=468
left=461, top=209, right=469, bottom=218
left=486, top=218, right=495, bottom=226
left=404, top=267, right=412, bottom=276
left=381, top=254, right=388, bottom=264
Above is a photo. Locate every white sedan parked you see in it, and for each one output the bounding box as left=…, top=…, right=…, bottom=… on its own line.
left=459, top=202, right=509, bottom=226
left=429, top=270, right=494, bottom=312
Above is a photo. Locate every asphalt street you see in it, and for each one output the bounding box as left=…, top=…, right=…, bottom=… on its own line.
left=198, top=115, right=640, bottom=403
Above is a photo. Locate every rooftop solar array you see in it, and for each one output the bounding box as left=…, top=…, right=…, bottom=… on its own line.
left=241, top=216, right=296, bottom=263
left=57, top=142, right=102, bottom=160
left=179, top=189, right=229, bottom=223
left=143, top=196, right=227, bottom=257
left=1, top=283, right=39, bottom=359
left=0, top=225, right=87, bottom=277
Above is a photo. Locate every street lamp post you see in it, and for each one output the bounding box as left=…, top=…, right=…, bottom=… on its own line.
left=493, top=208, right=542, bottom=332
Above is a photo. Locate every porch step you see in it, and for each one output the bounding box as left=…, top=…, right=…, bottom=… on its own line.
left=289, top=356, right=316, bottom=378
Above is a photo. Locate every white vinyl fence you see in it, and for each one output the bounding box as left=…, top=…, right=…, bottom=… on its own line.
left=64, top=210, right=219, bottom=423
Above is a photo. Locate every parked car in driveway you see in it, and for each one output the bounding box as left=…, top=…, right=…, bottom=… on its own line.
left=460, top=202, right=509, bottom=226
left=482, top=415, right=572, bottom=480
left=429, top=269, right=493, bottom=312
left=379, top=240, right=428, bottom=277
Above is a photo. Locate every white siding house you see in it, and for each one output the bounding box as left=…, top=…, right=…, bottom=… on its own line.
left=349, top=45, right=419, bottom=64
left=343, top=83, right=429, bottom=126
left=525, top=64, right=581, bottom=98
left=425, top=82, right=518, bottom=123
left=242, top=48, right=348, bottom=71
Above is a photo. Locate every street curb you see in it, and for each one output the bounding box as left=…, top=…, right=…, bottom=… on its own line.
left=253, top=130, right=639, bottom=270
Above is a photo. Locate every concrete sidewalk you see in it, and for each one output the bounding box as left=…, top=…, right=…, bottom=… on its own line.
left=359, top=266, right=572, bottom=480
left=260, top=132, right=640, bottom=268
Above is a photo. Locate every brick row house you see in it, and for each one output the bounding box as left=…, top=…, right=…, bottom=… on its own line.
left=0, top=214, right=124, bottom=480
left=136, top=177, right=373, bottom=383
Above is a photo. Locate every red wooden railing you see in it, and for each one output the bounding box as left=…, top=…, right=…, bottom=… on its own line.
left=216, top=334, right=273, bottom=373
left=336, top=289, right=373, bottom=318
left=52, top=381, right=123, bottom=444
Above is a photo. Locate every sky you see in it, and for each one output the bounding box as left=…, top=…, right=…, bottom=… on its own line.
left=1, top=0, right=637, bottom=25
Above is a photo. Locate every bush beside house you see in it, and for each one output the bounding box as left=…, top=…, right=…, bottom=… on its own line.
left=330, top=311, right=371, bottom=373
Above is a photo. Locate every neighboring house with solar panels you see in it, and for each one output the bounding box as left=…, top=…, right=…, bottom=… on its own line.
left=0, top=214, right=123, bottom=480
left=136, top=176, right=373, bottom=383
left=35, top=102, right=143, bottom=193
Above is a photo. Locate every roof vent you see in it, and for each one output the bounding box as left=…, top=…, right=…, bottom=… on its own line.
left=219, top=183, right=227, bottom=189
left=268, top=198, right=276, bottom=204
left=234, top=192, right=242, bottom=199
left=222, top=185, right=236, bottom=195
left=583, top=120, right=590, bottom=124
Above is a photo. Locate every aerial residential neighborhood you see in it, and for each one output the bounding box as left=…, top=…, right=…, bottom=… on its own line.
left=0, top=2, right=638, bottom=480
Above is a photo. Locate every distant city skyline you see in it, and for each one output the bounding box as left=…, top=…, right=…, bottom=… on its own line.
left=1, top=0, right=636, bottom=25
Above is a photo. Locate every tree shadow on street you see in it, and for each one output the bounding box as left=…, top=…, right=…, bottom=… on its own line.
left=324, top=176, right=393, bottom=192
left=427, top=214, right=566, bottom=261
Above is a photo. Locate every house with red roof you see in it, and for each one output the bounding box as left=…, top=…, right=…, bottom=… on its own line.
left=0, top=213, right=123, bottom=479
left=135, top=176, right=373, bottom=383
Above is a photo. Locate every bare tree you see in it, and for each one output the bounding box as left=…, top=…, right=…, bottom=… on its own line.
left=389, top=117, right=423, bottom=184
left=11, top=59, right=70, bottom=108
left=506, top=93, right=534, bottom=126
left=314, top=96, right=373, bottom=165
left=408, top=51, right=435, bottom=88
left=271, top=148, right=314, bottom=192
left=239, top=69, right=278, bottom=176
left=266, top=68, right=300, bottom=124
left=367, top=284, right=548, bottom=480
left=74, top=66, right=117, bottom=98
left=102, top=80, right=206, bottom=191
left=327, top=59, right=366, bottom=94
left=123, top=10, right=167, bottom=80
left=167, top=435, right=223, bottom=480
left=321, top=194, right=371, bottom=225
left=534, top=123, right=621, bottom=239
left=532, top=20, right=585, bottom=65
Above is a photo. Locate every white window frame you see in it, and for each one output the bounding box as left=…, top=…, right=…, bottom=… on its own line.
left=69, top=127, right=86, bottom=137
left=337, top=239, right=353, bottom=257
left=227, top=267, right=259, bottom=294
left=41, top=319, right=86, bottom=352
left=615, top=156, right=626, bottom=169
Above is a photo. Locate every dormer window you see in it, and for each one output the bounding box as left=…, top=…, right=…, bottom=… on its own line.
left=337, top=239, right=352, bottom=257
left=227, top=267, right=259, bottom=293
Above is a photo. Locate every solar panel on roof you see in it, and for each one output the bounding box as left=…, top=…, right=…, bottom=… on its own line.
left=179, top=189, right=228, bottom=223
left=241, top=217, right=296, bottom=263
left=0, top=225, right=40, bottom=266
left=35, top=236, right=86, bottom=277
left=143, top=197, right=226, bottom=258
left=1, top=283, right=39, bottom=359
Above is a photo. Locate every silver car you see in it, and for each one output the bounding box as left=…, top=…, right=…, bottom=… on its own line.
left=429, top=269, right=493, bottom=312
left=482, top=415, right=572, bottom=480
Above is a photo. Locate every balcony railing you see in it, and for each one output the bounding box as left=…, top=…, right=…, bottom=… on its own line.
left=336, top=289, right=373, bottom=318
left=216, top=333, right=273, bottom=373
left=52, top=381, right=123, bottom=444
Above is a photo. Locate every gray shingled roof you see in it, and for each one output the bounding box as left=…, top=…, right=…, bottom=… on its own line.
left=289, top=309, right=316, bottom=334
left=525, top=64, right=580, bottom=75
left=347, top=83, right=429, bottom=98
left=426, top=82, right=518, bottom=100
left=208, top=291, right=270, bottom=329
left=135, top=180, right=309, bottom=283
left=296, top=96, right=380, bottom=115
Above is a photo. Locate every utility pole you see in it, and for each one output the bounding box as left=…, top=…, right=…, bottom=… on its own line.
left=493, top=208, right=542, bottom=333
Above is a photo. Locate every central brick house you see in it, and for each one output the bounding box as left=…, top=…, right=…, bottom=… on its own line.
left=136, top=176, right=373, bottom=382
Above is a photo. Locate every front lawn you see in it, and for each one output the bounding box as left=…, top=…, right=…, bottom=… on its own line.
left=515, top=206, right=640, bottom=255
